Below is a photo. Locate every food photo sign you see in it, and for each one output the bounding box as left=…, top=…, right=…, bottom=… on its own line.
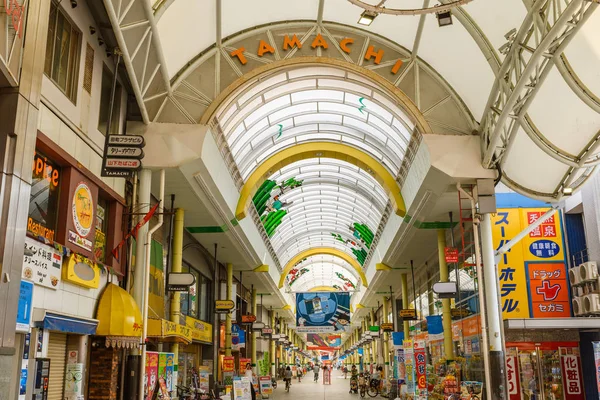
left=22, top=236, right=63, bottom=289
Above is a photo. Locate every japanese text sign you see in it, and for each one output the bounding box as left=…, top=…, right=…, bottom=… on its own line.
left=492, top=208, right=570, bottom=319
left=22, top=237, right=63, bottom=290
left=560, top=352, right=583, bottom=400
left=505, top=355, right=521, bottom=400
left=414, top=341, right=427, bottom=390
left=444, top=247, right=459, bottom=263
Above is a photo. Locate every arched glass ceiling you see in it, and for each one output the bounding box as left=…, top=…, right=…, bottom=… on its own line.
left=214, top=65, right=413, bottom=290
left=287, top=256, right=360, bottom=292
left=216, top=66, right=416, bottom=180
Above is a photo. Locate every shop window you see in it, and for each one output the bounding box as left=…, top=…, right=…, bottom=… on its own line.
left=198, top=274, right=210, bottom=321
left=98, top=66, right=122, bottom=135
left=181, top=263, right=211, bottom=322
left=44, top=1, right=81, bottom=102
left=93, top=198, right=108, bottom=262
left=28, top=151, right=61, bottom=241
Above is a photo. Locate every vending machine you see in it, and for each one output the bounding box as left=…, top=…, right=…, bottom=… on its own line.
left=32, top=358, right=51, bottom=400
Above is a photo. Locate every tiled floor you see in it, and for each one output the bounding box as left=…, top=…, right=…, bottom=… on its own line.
left=268, top=369, right=358, bottom=400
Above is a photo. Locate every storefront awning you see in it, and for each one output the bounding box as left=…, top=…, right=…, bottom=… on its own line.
left=505, top=318, right=600, bottom=330
left=95, top=283, right=142, bottom=348
left=147, top=318, right=193, bottom=344
left=33, top=308, right=98, bottom=335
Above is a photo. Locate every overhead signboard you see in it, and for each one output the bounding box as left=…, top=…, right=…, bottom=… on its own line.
left=215, top=300, right=235, bottom=313
left=399, top=309, right=418, bottom=321
left=381, top=323, right=394, bottom=332
left=251, top=322, right=265, bottom=331
left=102, top=135, right=145, bottom=178
left=432, top=282, right=457, bottom=299
left=261, top=328, right=273, bottom=335
left=167, top=272, right=196, bottom=292
left=241, top=314, right=257, bottom=324
left=451, top=308, right=470, bottom=318
left=444, top=247, right=459, bottom=263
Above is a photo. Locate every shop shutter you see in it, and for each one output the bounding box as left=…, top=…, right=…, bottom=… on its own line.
left=47, top=333, right=67, bottom=400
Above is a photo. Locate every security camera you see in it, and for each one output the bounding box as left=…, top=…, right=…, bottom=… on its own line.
left=89, top=26, right=96, bottom=35
left=70, top=0, right=77, bottom=8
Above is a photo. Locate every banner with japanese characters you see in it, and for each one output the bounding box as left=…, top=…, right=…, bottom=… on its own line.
left=560, top=348, right=584, bottom=400
left=492, top=208, right=570, bottom=319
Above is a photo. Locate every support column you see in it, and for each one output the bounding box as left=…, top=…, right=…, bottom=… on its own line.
left=481, top=214, right=506, bottom=400
left=251, top=288, right=257, bottom=369
left=362, top=319, right=370, bottom=369
left=225, top=263, right=233, bottom=356
left=278, top=316, right=284, bottom=369
left=370, top=310, right=377, bottom=366
left=401, top=275, right=410, bottom=340
left=0, top=1, right=51, bottom=394
left=170, top=209, right=184, bottom=374
left=437, top=229, right=454, bottom=361
left=428, top=271, right=435, bottom=316
left=271, top=311, right=276, bottom=376
left=133, top=170, right=152, bottom=329
left=382, top=297, right=390, bottom=372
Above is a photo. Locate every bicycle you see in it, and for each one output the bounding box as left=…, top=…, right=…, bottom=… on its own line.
left=367, top=378, right=381, bottom=398
left=285, top=378, right=291, bottom=392
left=314, top=373, right=319, bottom=382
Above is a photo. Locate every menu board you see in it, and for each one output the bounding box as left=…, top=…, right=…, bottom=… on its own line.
left=22, top=237, right=63, bottom=289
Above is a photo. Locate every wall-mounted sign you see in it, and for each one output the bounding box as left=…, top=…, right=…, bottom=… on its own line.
left=62, top=253, right=100, bottom=289
left=72, top=182, right=94, bottom=238
left=22, top=237, right=63, bottom=289
left=166, top=272, right=196, bottom=292
left=102, top=135, right=145, bottom=178
left=16, top=280, right=33, bottom=332
left=241, top=314, right=257, bottom=324
left=399, top=309, right=418, bottom=320
left=185, top=316, right=212, bottom=343
left=215, top=300, right=235, bottom=313
left=444, top=247, right=459, bottom=263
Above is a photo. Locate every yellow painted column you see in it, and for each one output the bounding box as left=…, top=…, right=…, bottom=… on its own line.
left=251, top=288, right=257, bottom=368
left=278, top=316, right=284, bottom=368
left=362, top=319, right=370, bottom=368
left=428, top=271, right=435, bottom=316
left=271, top=311, right=276, bottom=376
left=225, top=263, right=233, bottom=356
left=370, top=310, right=377, bottom=365
left=170, top=209, right=184, bottom=366
left=438, top=229, right=454, bottom=361
left=382, top=297, right=390, bottom=369
left=401, top=274, right=410, bottom=339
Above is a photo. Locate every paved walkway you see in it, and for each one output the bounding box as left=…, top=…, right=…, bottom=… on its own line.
left=268, top=370, right=356, bottom=400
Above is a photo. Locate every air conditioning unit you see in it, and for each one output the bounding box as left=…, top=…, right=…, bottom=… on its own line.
left=580, top=262, right=598, bottom=282
left=572, top=297, right=584, bottom=316
left=569, top=266, right=581, bottom=286
left=584, top=294, right=600, bottom=314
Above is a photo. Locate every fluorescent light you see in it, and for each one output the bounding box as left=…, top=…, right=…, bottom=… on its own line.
left=562, top=187, right=573, bottom=196
left=436, top=10, right=453, bottom=27
left=358, top=11, right=377, bottom=26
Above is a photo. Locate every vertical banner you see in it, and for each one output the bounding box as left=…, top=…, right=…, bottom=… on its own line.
left=404, top=340, right=415, bottom=395
left=560, top=349, right=584, bottom=400
left=296, top=292, right=350, bottom=333
left=396, top=348, right=406, bottom=385
left=593, top=342, right=600, bottom=396
left=505, top=353, right=521, bottom=400
left=146, top=352, right=159, bottom=400
left=223, top=356, right=235, bottom=372
left=414, top=341, right=427, bottom=395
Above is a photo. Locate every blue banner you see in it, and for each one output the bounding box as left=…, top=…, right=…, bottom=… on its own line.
left=392, top=332, right=405, bottom=346
left=296, top=292, right=350, bottom=333
left=426, top=315, right=443, bottom=335
left=16, top=280, right=33, bottom=332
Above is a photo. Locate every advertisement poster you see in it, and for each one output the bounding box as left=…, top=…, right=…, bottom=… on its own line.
left=16, top=280, right=33, bottom=332
left=296, top=292, right=350, bottom=333
left=240, top=358, right=251, bottom=372
left=233, top=377, right=252, bottom=400
left=165, top=353, right=174, bottom=392
left=492, top=208, right=570, bottom=319
left=199, top=372, right=210, bottom=393
left=145, top=352, right=159, bottom=400
left=64, top=363, right=84, bottom=400
left=593, top=342, right=600, bottom=395
left=396, top=348, right=406, bottom=384
left=223, top=356, right=235, bottom=372
left=22, top=237, right=63, bottom=290
left=158, top=353, right=167, bottom=386
left=404, top=340, right=415, bottom=395
left=232, top=324, right=246, bottom=351
left=414, top=341, right=427, bottom=392
left=306, top=333, right=342, bottom=350
left=259, top=376, right=273, bottom=395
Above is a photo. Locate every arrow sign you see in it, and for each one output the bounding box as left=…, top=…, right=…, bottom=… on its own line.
left=432, top=281, right=457, bottom=298
left=108, top=146, right=144, bottom=158
left=215, top=300, right=235, bottom=313
left=167, top=272, right=196, bottom=292
left=108, top=134, right=145, bottom=147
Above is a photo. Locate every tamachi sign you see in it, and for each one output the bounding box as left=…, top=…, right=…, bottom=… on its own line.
left=492, top=208, right=570, bottom=319
left=295, top=292, right=350, bottom=333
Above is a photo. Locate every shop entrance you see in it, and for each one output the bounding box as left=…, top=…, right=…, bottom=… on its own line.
left=506, top=342, right=583, bottom=400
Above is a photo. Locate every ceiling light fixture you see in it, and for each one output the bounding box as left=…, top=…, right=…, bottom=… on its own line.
left=562, top=187, right=573, bottom=196
left=358, top=11, right=377, bottom=26
left=436, top=10, right=453, bottom=27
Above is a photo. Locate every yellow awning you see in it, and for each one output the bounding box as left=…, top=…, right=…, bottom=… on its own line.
left=147, top=318, right=193, bottom=344
left=96, top=283, right=142, bottom=338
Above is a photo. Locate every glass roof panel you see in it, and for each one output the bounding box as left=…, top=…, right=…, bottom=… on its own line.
left=286, top=260, right=360, bottom=292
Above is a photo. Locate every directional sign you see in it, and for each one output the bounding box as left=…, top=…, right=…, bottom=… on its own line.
left=381, top=323, right=394, bottom=332
left=215, top=300, right=235, bottom=313
left=399, top=309, right=418, bottom=320
left=262, top=328, right=273, bottom=335
left=105, top=158, right=142, bottom=170
left=241, top=314, right=257, bottom=324
left=167, top=272, right=196, bottom=292
left=107, top=146, right=144, bottom=158
left=252, top=322, right=266, bottom=331
left=432, top=282, right=457, bottom=299
left=108, top=135, right=145, bottom=147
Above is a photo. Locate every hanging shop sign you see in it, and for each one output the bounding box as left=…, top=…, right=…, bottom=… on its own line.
left=166, top=272, right=196, bottom=292
left=261, top=327, right=273, bottom=336
left=432, top=282, right=457, bottom=298
left=492, top=208, right=570, bottom=319
left=63, top=171, right=99, bottom=258
left=22, top=237, right=63, bottom=289
left=215, top=300, right=235, bottom=313
left=444, top=247, right=459, bottom=263
left=450, top=308, right=470, bottom=319
left=223, top=356, right=235, bottom=372
left=62, top=253, right=100, bottom=289
left=295, top=292, right=350, bottom=333
left=251, top=322, right=265, bottom=331
left=102, top=135, right=145, bottom=178
left=381, top=323, right=394, bottom=332
left=399, top=309, right=418, bottom=320
left=241, top=314, right=257, bottom=324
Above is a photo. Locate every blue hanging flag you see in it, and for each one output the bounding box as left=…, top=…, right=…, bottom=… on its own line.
left=426, top=315, right=443, bottom=335
left=392, top=332, right=404, bottom=346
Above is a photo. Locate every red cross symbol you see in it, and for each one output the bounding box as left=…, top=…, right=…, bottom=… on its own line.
left=536, top=280, right=560, bottom=301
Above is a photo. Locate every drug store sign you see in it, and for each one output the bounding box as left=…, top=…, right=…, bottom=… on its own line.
left=492, top=208, right=570, bottom=319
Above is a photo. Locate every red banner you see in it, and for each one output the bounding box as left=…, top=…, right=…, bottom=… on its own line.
left=505, top=355, right=521, bottom=400
left=112, top=201, right=160, bottom=261
left=414, top=341, right=426, bottom=390
left=560, top=353, right=584, bottom=400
